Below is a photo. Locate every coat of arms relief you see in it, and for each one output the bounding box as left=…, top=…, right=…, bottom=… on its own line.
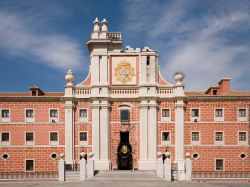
left=114, top=60, right=135, bottom=84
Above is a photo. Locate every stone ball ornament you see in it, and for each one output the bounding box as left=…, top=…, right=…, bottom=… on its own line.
left=80, top=152, right=87, bottom=158
left=165, top=151, right=171, bottom=158
left=65, top=70, right=74, bottom=86
left=185, top=152, right=191, bottom=158
left=173, top=72, right=185, bottom=85
left=59, top=153, right=65, bottom=159
left=87, top=152, right=94, bottom=158
left=157, top=151, right=162, bottom=158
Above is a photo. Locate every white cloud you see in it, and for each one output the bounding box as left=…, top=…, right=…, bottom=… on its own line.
left=122, top=0, right=250, bottom=90
left=0, top=10, right=84, bottom=71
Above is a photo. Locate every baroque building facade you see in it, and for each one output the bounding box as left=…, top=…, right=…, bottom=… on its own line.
left=0, top=18, right=249, bottom=179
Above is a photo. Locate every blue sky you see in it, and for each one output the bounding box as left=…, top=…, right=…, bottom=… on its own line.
left=0, top=0, right=249, bottom=92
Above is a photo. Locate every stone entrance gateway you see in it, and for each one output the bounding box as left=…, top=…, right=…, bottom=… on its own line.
left=117, top=132, right=133, bottom=170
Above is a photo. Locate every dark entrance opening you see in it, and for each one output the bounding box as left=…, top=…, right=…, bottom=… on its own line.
left=117, top=131, right=133, bottom=170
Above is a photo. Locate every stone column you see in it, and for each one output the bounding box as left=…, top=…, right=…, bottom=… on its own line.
left=92, top=100, right=100, bottom=160
left=173, top=72, right=186, bottom=181
left=139, top=100, right=148, bottom=169
left=99, top=100, right=110, bottom=170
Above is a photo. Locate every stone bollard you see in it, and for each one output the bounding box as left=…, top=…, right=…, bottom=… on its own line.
left=87, top=152, right=95, bottom=178
left=58, top=153, right=65, bottom=181
left=80, top=152, right=87, bottom=181
left=156, top=152, right=164, bottom=179
left=163, top=151, right=171, bottom=181
left=185, top=152, right=192, bottom=181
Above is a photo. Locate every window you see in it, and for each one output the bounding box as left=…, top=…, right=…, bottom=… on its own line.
left=238, top=108, right=247, bottom=122
left=1, top=132, right=10, bottom=146
left=26, top=132, right=34, bottom=146
left=79, top=109, right=88, bottom=122
left=2, top=153, right=9, bottom=160
left=50, top=153, right=58, bottom=160
left=215, top=132, right=223, bottom=144
left=215, top=159, right=224, bottom=171
left=192, top=132, right=200, bottom=143
left=238, top=132, right=247, bottom=145
left=79, top=132, right=88, bottom=146
left=50, top=132, right=58, bottom=146
left=161, top=132, right=170, bottom=145
left=26, top=109, right=34, bottom=123
left=1, top=109, right=10, bottom=123
left=214, top=108, right=224, bottom=121
left=26, top=160, right=34, bottom=172
left=162, top=109, right=170, bottom=122
left=50, top=109, right=58, bottom=123
left=191, top=109, right=199, bottom=122
left=192, top=153, right=200, bottom=160
left=120, top=110, right=129, bottom=123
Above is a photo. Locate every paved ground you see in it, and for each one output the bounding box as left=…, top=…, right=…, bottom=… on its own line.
left=0, top=171, right=249, bottom=187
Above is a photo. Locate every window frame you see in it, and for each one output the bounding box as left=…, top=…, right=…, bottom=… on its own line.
left=191, top=131, right=200, bottom=145
left=161, top=108, right=171, bottom=122
left=25, top=159, right=35, bottom=172
left=238, top=131, right=248, bottom=145
left=49, top=131, right=59, bottom=146
left=79, top=108, right=88, bottom=122
left=25, top=108, right=35, bottom=123
left=161, top=131, right=171, bottom=146
left=79, top=131, right=88, bottom=146
left=215, top=158, right=224, bottom=171
left=237, top=108, right=248, bottom=122
left=1, top=109, right=10, bottom=123
left=25, top=131, right=35, bottom=146
left=49, top=108, right=59, bottom=123
left=214, top=108, right=224, bottom=122
left=190, top=108, right=200, bottom=122
left=1, top=132, right=10, bottom=146
left=120, top=109, right=130, bottom=123
left=214, top=131, right=224, bottom=145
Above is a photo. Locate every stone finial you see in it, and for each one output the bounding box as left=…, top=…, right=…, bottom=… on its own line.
left=173, top=72, right=185, bottom=86
left=185, top=152, right=191, bottom=158
left=93, top=17, right=100, bottom=32
left=157, top=151, right=162, bottom=158
left=87, top=152, right=94, bottom=159
left=101, top=18, right=108, bottom=32
left=80, top=152, right=87, bottom=158
left=59, top=153, right=65, bottom=159
left=165, top=151, right=171, bottom=158
left=65, top=70, right=74, bottom=86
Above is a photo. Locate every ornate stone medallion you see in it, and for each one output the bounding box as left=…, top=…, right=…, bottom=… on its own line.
left=114, top=60, right=135, bottom=84
left=121, top=145, right=128, bottom=154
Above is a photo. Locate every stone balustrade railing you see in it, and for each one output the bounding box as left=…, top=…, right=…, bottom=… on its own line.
left=107, top=32, right=122, bottom=40
left=74, top=86, right=176, bottom=98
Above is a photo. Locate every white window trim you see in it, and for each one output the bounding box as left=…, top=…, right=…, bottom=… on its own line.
left=25, top=108, right=35, bottom=123
left=214, top=131, right=224, bottom=145
left=25, top=131, right=35, bottom=146
left=161, top=108, right=171, bottom=122
left=191, top=131, right=200, bottom=145
left=49, top=108, right=59, bottom=123
left=49, top=131, right=59, bottom=146
left=1, top=132, right=10, bottom=146
left=190, top=108, right=200, bottom=122
left=79, top=108, right=88, bottom=123
left=215, top=158, right=224, bottom=171
left=214, top=108, right=224, bottom=122
left=161, top=131, right=171, bottom=146
left=237, top=108, right=248, bottom=122
left=1, top=108, right=10, bottom=123
left=79, top=131, right=88, bottom=146
left=238, top=131, right=248, bottom=145
left=25, top=159, right=35, bottom=172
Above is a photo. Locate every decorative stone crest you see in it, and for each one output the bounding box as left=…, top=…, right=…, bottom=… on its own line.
left=114, top=60, right=135, bottom=84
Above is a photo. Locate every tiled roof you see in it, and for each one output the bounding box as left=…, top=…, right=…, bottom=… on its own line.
left=0, top=92, right=64, bottom=97
left=185, top=91, right=250, bottom=97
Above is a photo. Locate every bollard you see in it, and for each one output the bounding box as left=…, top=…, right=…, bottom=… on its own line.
left=156, top=152, right=164, bottom=179
left=80, top=152, right=87, bottom=181
left=87, top=152, right=94, bottom=178
left=58, top=159, right=65, bottom=181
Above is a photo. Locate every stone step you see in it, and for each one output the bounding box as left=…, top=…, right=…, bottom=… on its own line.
left=65, top=171, right=80, bottom=181
left=87, top=170, right=162, bottom=181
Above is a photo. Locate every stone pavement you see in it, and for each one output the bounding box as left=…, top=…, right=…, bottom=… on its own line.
left=0, top=171, right=249, bottom=187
